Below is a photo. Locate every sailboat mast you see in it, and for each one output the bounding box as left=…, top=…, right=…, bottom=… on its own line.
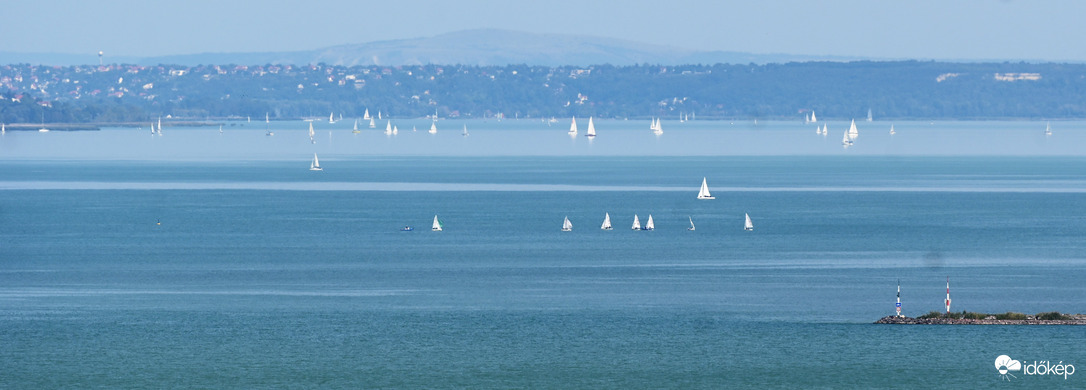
left=945, top=277, right=951, bottom=315
left=896, top=280, right=902, bottom=317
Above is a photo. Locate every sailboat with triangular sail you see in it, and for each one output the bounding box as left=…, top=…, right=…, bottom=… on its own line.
left=697, top=177, right=715, bottom=200
left=644, top=215, right=655, bottom=231
left=309, top=153, right=322, bottom=171
left=308, top=122, right=316, bottom=143
left=601, top=213, right=613, bottom=230
left=585, top=117, right=596, bottom=137
left=429, top=121, right=437, bottom=134
left=810, top=111, right=817, bottom=123
left=842, top=129, right=853, bottom=146
left=848, top=119, right=859, bottom=139
left=328, top=112, right=336, bottom=124
left=562, top=216, right=572, bottom=232
left=385, top=120, right=393, bottom=135
left=363, top=109, right=371, bottom=120
left=462, top=124, right=469, bottom=137
left=569, top=117, right=578, bottom=135
left=889, top=124, right=895, bottom=135
left=653, top=118, right=663, bottom=134
left=744, top=213, right=754, bottom=231
left=687, top=216, right=696, bottom=231
left=432, top=215, right=443, bottom=231
left=369, top=117, right=376, bottom=129
left=1045, top=122, right=1052, bottom=136
left=631, top=215, right=641, bottom=230
left=353, top=118, right=360, bottom=133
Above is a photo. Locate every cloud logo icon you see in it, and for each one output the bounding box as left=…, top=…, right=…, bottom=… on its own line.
left=995, top=355, right=1022, bottom=380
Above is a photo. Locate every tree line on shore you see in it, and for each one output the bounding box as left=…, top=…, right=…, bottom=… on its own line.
left=1, top=61, right=1084, bottom=124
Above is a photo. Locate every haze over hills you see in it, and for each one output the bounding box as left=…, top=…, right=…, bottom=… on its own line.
left=1, top=29, right=863, bottom=66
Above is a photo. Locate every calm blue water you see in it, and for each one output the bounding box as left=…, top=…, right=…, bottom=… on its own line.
left=2, top=121, right=1085, bottom=388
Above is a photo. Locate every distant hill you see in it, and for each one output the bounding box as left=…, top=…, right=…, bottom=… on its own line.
left=1, top=29, right=863, bottom=67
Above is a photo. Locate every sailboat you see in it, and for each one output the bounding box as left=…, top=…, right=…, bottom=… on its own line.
left=369, top=117, right=376, bottom=129
left=848, top=119, right=859, bottom=139
left=218, top=125, right=223, bottom=134
left=644, top=215, right=655, bottom=231
left=392, top=125, right=398, bottom=135
left=308, top=122, right=316, bottom=144
left=328, top=112, right=336, bottom=124
left=867, top=109, right=873, bottom=122
left=156, top=117, right=163, bottom=136
left=429, top=121, right=437, bottom=134
left=309, top=153, right=322, bottom=171
left=649, top=117, right=656, bottom=131
left=1, top=123, right=5, bottom=135
left=697, top=177, right=715, bottom=200
left=432, top=215, right=443, bottom=231
left=585, top=117, right=596, bottom=137
left=889, top=124, right=896, bottom=135
left=842, top=130, right=853, bottom=146
left=687, top=216, right=696, bottom=231
left=810, top=111, right=817, bottom=123
left=363, top=109, right=370, bottom=120
left=822, top=124, right=828, bottom=136
left=601, top=213, right=613, bottom=230
left=1045, top=122, right=1052, bottom=136
left=744, top=213, right=754, bottom=231
left=378, top=111, right=382, bottom=120
left=353, top=119, right=360, bottom=133
left=562, top=216, right=572, bottom=232
left=653, top=118, right=663, bottom=134
left=568, top=117, right=578, bottom=135
left=631, top=215, right=641, bottom=230
left=462, top=124, right=469, bottom=137
left=385, top=120, right=392, bottom=135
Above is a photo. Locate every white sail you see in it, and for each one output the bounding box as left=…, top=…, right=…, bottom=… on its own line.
left=688, top=216, right=695, bottom=231
left=810, top=111, right=817, bottom=123
left=378, top=111, right=382, bottom=120
left=369, top=117, right=376, bottom=129
left=867, top=109, right=873, bottom=122
left=569, top=117, right=578, bottom=135
left=1045, top=122, right=1052, bottom=136
left=645, top=215, right=655, bottom=231
left=385, top=120, right=392, bottom=135
left=157, top=117, right=162, bottom=135
left=429, top=121, right=437, bottom=134
left=432, top=215, right=442, bottom=231
left=889, top=124, right=895, bottom=135
left=601, top=213, right=612, bottom=230
left=329, top=112, right=335, bottom=124
left=392, top=125, right=398, bottom=135
left=1, top=123, right=5, bottom=135
left=585, top=117, right=596, bottom=137
left=653, top=118, right=663, bottom=134
left=309, top=122, right=316, bottom=143
left=842, top=130, right=853, bottom=146
left=363, top=109, right=370, bottom=120
left=744, top=213, right=754, bottom=231
left=848, top=119, right=859, bottom=139
left=650, top=117, right=656, bottom=131
left=631, top=215, right=641, bottom=230
left=462, top=124, right=469, bottom=136
left=219, top=125, right=223, bottom=134
left=562, top=216, right=572, bottom=232
left=353, top=119, right=359, bottom=132
left=697, top=177, right=715, bottom=200
left=309, top=153, right=322, bottom=171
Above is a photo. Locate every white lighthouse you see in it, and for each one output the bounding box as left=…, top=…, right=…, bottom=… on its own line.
left=896, top=280, right=902, bottom=318
left=945, top=277, right=952, bottom=315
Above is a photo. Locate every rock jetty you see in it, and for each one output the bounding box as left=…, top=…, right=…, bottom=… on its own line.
left=876, top=315, right=1086, bottom=325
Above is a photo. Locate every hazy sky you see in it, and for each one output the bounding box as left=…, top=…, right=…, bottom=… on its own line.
left=3, top=0, right=1084, bottom=61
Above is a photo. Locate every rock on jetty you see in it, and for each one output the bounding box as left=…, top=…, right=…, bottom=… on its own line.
left=876, top=315, right=1086, bottom=325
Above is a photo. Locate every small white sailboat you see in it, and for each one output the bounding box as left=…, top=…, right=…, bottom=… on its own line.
left=867, top=109, right=873, bottom=122
left=569, top=117, right=578, bottom=135
left=392, top=125, right=398, bottom=135
left=889, top=124, right=896, bottom=135
left=810, top=111, right=817, bottom=123
left=429, top=121, right=437, bottom=134
left=1, top=123, right=5, bottom=135
left=687, top=216, right=695, bottom=231
left=585, top=117, right=596, bottom=137
left=156, top=117, right=163, bottom=136
left=309, top=153, right=322, bottom=171
left=848, top=119, right=859, bottom=139
left=697, top=177, right=715, bottom=200
left=561, top=216, right=572, bottom=232
left=385, top=120, right=392, bottom=135
left=219, top=125, right=223, bottom=134
left=744, top=213, right=754, bottom=231
left=822, top=124, right=828, bottom=136
left=649, top=117, right=657, bottom=131
left=601, top=213, right=613, bottom=230
left=631, top=215, right=641, bottom=230
left=328, top=112, right=336, bottom=124
left=432, top=215, right=443, bottom=231
left=462, top=124, right=469, bottom=137
left=653, top=118, right=663, bottom=134
left=353, top=119, right=360, bottom=133
left=369, top=117, right=376, bottom=129
left=363, top=109, right=370, bottom=120
left=1045, top=122, right=1052, bottom=136
left=644, top=215, right=655, bottom=231
left=842, top=129, right=853, bottom=146
left=378, top=111, right=382, bottom=120
left=309, top=122, right=316, bottom=144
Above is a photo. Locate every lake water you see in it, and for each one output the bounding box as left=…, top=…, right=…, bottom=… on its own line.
left=1, top=119, right=1085, bottom=388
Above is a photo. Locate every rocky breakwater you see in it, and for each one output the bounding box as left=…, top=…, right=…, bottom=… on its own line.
left=877, top=313, right=1086, bottom=325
